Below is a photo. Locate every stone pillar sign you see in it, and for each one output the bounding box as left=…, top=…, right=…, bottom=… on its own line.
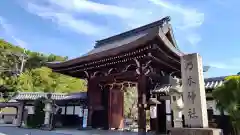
left=181, top=53, right=208, bottom=128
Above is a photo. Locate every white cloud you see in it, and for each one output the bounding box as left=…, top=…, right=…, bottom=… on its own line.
left=0, top=16, right=28, bottom=48
left=209, top=60, right=240, bottom=70
left=147, top=0, right=204, bottom=45
left=26, top=2, right=110, bottom=36
left=48, top=0, right=136, bottom=19
left=21, top=0, right=204, bottom=45
left=209, top=62, right=232, bottom=69
left=187, top=34, right=201, bottom=46
left=148, top=0, right=204, bottom=29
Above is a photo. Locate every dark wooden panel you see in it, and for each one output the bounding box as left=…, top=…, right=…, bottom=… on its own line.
left=157, top=100, right=166, bottom=134
left=102, top=88, right=109, bottom=129
left=109, top=89, right=124, bottom=129
left=87, top=80, right=102, bottom=127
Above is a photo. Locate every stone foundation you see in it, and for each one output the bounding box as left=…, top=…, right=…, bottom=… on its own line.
left=170, top=128, right=222, bottom=135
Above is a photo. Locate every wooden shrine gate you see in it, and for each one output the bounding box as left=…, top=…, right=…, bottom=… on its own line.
left=47, top=16, right=184, bottom=135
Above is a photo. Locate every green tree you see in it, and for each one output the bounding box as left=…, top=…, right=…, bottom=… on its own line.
left=124, top=87, right=138, bottom=120
left=0, top=39, right=86, bottom=95
left=213, top=75, right=240, bottom=134
left=16, top=67, right=86, bottom=93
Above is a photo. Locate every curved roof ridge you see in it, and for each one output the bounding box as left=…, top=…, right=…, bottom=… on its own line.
left=95, top=16, right=171, bottom=48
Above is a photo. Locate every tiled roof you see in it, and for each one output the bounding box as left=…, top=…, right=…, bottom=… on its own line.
left=152, top=76, right=226, bottom=93
left=46, top=16, right=182, bottom=70
left=12, top=92, right=87, bottom=101
left=205, top=76, right=225, bottom=89
left=95, top=16, right=170, bottom=48
left=12, top=92, right=67, bottom=100
left=87, top=32, right=149, bottom=55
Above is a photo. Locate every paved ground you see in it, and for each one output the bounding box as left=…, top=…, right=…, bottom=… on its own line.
left=0, top=126, right=155, bottom=135
left=0, top=126, right=65, bottom=135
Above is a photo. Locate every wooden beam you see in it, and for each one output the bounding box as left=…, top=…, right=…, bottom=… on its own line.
left=152, top=44, right=180, bottom=64
left=147, top=53, right=180, bottom=71
left=53, top=45, right=151, bottom=73
left=91, top=71, right=138, bottom=83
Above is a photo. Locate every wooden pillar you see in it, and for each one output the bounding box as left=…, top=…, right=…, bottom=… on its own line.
left=87, top=79, right=93, bottom=127
left=137, top=75, right=147, bottom=135
left=16, top=102, right=24, bottom=127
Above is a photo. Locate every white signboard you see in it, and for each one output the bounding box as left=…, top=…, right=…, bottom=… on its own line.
left=150, top=106, right=157, bottom=118
left=181, top=53, right=208, bottom=128
left=82, top=109, right=88, bottom=128
left=166, top=100, right=171, bottom=114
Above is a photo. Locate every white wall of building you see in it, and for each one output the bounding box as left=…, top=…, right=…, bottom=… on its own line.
left=24, top=105, right=84, bottom=115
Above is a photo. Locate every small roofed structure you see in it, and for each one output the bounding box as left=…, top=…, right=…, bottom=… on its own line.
left=47, top=16, right=184, bottom=134
left=9, top=92, right=87, bottom=128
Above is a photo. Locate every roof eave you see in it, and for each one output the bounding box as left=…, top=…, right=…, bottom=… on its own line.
left=157, top=25, right=184, bottom=57
left=46, top=28, right=160, bottom=69
left=47, top=23, right=183, bottom=70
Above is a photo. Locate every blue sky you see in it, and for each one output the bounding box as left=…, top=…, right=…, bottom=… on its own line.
left=0, top=0, right=239, bottom=77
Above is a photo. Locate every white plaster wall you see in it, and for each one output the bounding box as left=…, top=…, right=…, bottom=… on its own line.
left=66, top=106, right=74, bottom=115
left=25, top=106, right=34, bottom=114
left=206, top=100, right=221, bottom=115
left=60, top=106, right=65, bottom=115
left=165, top=100, right=172, bottom=122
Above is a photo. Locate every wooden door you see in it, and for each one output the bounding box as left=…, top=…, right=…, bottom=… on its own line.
left=88, top=81, right=102, bottom=128
left=109, top=89, right=124, bottom=129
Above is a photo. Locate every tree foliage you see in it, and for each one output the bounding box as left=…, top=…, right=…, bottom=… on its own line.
left=213, top=75, right=240, bottom=134
left=0, top=39, right=86, bottom=94
left=16, top=67, right=86, bottom=93
left=124, top=87, right=150, bottom=129
left=124, top=87, right=138, bottom=120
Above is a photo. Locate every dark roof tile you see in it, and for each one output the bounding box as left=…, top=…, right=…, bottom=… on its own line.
left=152, top=76, right=226, bottom=93
left=12, top=92, right=87, bottom=101
left=95, top=16, right=170, bottom=48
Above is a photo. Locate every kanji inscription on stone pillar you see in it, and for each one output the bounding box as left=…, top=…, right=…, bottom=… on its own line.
left=181, top=53, right=208, bottom=128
